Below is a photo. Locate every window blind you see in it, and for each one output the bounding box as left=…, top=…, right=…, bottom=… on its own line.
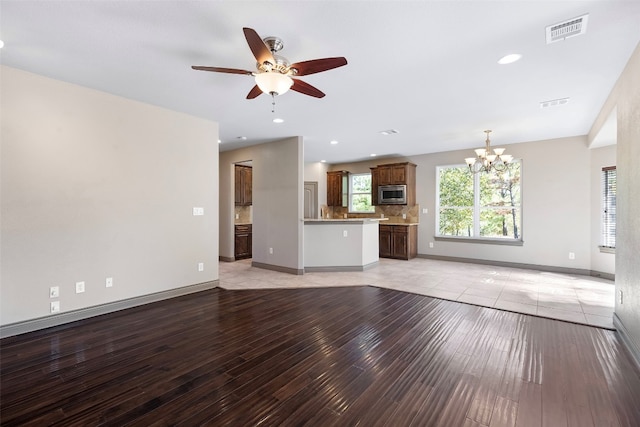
left=602, top=166, right=616, bottom=248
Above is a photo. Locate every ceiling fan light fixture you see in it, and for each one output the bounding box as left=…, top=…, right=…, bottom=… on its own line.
left=255, top=72, right=293, bottom=95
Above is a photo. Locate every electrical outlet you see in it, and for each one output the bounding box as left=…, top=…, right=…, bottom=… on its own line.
left=235, top=213, right=240, bottom=219
left=619, top=290, right=624, bottom=304
left=343, top=230, right=348, bottom=237
left=50, top=301, right=60, bottom=313
left=198, top=263, right=204, bottom=272
left=75, top=281, right=85, bottom=293
left=402, top=213, right=407, bottom=219
left=50, top=286, right=59, bottom=298
left=422, top=208, right=428, bottom=214
left=192, top=207, right=204, bottom=216
left=269, top=247, right=273, bottom=254
left=429, top=242, right=434, bottom=248
left=569, top=252, right=575, bottom=260
left=106, top=277, right=113, bottom=288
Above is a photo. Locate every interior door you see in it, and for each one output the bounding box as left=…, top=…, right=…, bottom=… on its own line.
left=304, top=181, right=318, bottom=219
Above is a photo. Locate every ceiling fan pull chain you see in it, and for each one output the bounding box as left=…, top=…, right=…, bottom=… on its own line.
left=271, top=93, right=276, bottom=113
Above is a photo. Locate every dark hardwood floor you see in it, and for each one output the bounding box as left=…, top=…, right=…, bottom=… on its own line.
left=1, top=286, right=639, bottom=426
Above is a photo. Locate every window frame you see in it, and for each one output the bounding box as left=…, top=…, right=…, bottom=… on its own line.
left=348, top=172, right=375, bottom=213
left=600, top=166, right=616, bottom=252
left=435, top=161, right=523, bottom=245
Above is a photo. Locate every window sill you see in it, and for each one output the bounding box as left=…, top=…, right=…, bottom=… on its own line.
left=435, top=236, right=524, bottom=246
left=598, top=246, right=615, bottom=254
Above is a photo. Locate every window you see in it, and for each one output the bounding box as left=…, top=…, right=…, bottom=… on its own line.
left=601, top=166, right=616, bottom=250
left=437, top=161, right=522, bottom=241
left=349, top=173, right=374, bottom=213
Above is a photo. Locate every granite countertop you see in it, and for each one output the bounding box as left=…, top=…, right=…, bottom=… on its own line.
left=234, top=222, right=252, bottom=226
left=303, top=218, right=389, bottom=224
left=383, top=222, right=419, bottom=226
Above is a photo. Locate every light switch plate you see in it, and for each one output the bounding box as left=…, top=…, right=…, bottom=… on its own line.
left=50, top=286, right=60, bottom=298
left=75, top=281, right=85, bottom=293
left=106, top=277, right=113, bottom=288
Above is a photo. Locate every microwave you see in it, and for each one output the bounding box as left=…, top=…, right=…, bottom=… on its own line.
left=378, top=184, right=407, bottom=205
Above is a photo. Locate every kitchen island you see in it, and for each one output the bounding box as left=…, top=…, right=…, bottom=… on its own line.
left=303, top=218, right=387, bottom=272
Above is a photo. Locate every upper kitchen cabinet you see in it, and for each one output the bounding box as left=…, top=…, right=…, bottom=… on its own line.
left=372, top=162, right=417, bottom=205
left=235, top=164, right=252, bottom=206
left=327, top=170, right=349, bottom=207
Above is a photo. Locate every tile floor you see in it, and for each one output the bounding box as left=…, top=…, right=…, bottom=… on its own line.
left=218, top=257, right=615, bottom=329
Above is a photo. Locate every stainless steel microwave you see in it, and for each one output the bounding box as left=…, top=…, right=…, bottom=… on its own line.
left=378, top=184, right=407, bottom=205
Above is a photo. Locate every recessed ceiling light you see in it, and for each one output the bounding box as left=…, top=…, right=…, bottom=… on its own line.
left=0, top=40, right=4, bottom=49
left=330, top=140, right=339, bottom=145
left=320, top=160, right=326, bottom=163
left=370, top=154, right=377, bottom=157
left=498, top=54, right=522, bottom=65
left=273, top=118, right=284, bottom=123
left=237, top=136, right=247, bottom=140
left=379, top=129, right=399, bottom=135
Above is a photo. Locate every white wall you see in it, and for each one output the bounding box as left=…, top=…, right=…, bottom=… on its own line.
left=590, top=145, right=616, bottom=276
left=219, top=138, right=304, bottom=273
left=1, top=66, right=219, bottom=326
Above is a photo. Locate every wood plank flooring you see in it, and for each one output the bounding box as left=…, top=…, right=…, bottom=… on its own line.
left=1, top=286, right=639, bottom=426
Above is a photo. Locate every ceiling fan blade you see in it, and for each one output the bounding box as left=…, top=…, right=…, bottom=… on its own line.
left=191, top=66, right=253, bottom=75
left=246, top=85, right=262, bottom=99
left=289, top=57, right=348, bottom=76
left=291, top=79, right=325, bottom=98
left=243, top=27, right=275, bottom=66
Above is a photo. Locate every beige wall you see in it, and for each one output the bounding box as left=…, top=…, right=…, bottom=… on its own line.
left=332, top=136, right=594, bottom=271
left=599, top=43, right=640, bottom=356
left=1, top=66, right=219, bottom=326
left=304, top=161, right=329, bottom=215
left=219, top=138, right=304, bottom=272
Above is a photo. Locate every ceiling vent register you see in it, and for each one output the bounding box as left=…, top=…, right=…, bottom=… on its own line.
left=546, top=14, right=589, bottom=44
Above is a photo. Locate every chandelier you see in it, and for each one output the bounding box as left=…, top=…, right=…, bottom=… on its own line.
left=465, top=130, right=513, bottom=174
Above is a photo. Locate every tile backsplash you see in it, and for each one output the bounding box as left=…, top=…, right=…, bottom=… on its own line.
left=234, top=206, right=252, bottom=224
left=324, top=204, right=419, bottom=223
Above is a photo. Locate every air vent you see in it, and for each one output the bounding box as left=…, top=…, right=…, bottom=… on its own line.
left=379, top=129, right=399, bottom=135
left=540, top=97, right=570, bottom=109
left=546, top=14, right=589, bottom=44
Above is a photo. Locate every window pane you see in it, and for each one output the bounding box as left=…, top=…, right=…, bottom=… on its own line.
left=479, top=162, right=521, bottom=207
left=602, top=167, right=616, bottom=248
left=439, top=167, right=473, bottom=207
left=352, top=174, right=371, bottom=192
left=351, top=194, right=373, bottom=212
left=439, top=208, right=473, bottom=236
left=479, top=208, right=521, bottom=239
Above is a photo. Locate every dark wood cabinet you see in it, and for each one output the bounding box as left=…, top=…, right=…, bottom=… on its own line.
left=370, top=167, right=379, bottom=206
left=234, top=224, right=252, bottom=260
left=371, top=162, right=416, bottom=205
left=379, top=224, right=417, bottom=260
left=235, top=165, right=252, bottom=206
left=327, top=170, right=349, bottom=207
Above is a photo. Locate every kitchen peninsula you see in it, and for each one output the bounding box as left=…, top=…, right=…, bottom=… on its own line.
left=303, top=218, right=387, bottom=272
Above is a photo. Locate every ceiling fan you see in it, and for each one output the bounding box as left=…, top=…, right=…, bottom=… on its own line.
left=192, top=27, right=347, bottom=100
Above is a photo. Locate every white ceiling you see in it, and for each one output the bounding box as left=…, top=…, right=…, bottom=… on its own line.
left=2, top=1, right=639, bottom=164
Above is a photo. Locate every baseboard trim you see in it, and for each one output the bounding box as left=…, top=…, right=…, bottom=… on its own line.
left=417, top=254, right=598, bottom=278
left=613, top=313, right=640, bottom=372
left=251, top=261, right=304, bottom=275
left=590, top=270, right=615, bottom=281
left=305, top=261, right=379, bottom=273
left=219, top=256, right=235, bottom=262
left=0, top=280, right=219, bottom=339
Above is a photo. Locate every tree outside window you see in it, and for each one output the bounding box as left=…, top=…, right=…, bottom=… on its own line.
left=437, top=161, right=521, bottom=240
left=349, top=173, right=374, bottom=213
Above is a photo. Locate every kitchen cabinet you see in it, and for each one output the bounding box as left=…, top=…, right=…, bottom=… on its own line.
left=327, top=170, right=349, bottom=207
left=235, top=165, right=252, bottom=206
left=379, top=224, right=417, bottom=260
left=370, top=167, right=379, bottom=206
left=234, top=224, right=252, bottom=260
left=371, top=162, right=416, bottom=205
